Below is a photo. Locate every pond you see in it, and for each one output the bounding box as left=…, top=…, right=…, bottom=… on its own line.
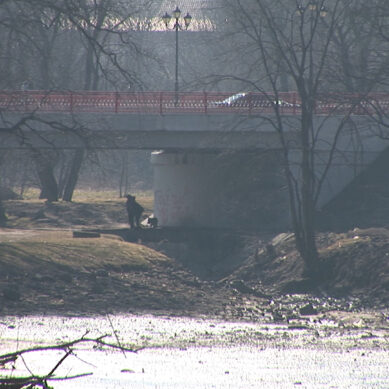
left=1, top=314, right=388, bottom=388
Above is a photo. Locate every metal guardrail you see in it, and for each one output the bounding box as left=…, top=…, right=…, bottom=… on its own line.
left=0, top=90, right=387, bottom=115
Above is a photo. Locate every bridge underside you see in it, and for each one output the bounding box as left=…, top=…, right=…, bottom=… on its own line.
left=0, top=129, right=286, bottom=151
left=0, top=112, right=286, bottom=151
left=2, top=111, right=389, bottom=230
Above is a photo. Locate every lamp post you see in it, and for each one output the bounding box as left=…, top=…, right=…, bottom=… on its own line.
left=297, top=1, right=327, bottom=17
left=162, top=7, right=192, bottom=105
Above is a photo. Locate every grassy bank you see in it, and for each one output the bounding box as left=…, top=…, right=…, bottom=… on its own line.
left=2, top=189, right=153, bottom=229
left=0, top=232, right=168, bottom=274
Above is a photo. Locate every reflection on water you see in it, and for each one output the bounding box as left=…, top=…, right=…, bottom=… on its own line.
left=0, top=315, right=388, bottom=388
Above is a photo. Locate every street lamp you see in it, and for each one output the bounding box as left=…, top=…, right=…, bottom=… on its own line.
left=162, top=6, right=192, bottom=105
left=308, top=0, right=317, bottom=11
left=296, top=1, right=327, bottom=17
left=319, top=6, right=327, bottom=17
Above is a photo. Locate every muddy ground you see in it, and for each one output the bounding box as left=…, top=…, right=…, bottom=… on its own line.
left=0, top=198, right=388, bottom=329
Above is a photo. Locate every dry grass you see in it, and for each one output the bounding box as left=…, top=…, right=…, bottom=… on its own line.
left=318, top=235, right=372, bottom=255
left=15, top=188, right=154, bottom=209
left=72, top=189, right=153, bottom=204
left=3, top=189, right=154, bottom=229
left=0, top=232, right=170, bottom=273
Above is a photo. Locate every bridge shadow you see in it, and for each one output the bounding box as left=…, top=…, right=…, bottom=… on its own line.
left=90, top=226, right=275, bottom=281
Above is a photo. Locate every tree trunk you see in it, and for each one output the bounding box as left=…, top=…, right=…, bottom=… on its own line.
left=299, top=107, right=319, bottom=278
left=0, top=200, right=7, bottom=225
left=57, top=153, right=71, bottom=199
left=34, top=153, right=59, bottom=202
left=119, top=151, right=129, bottom=197
left=37, top=169, right=59, bottom=202
left=62, top=149, right=85, bottom=202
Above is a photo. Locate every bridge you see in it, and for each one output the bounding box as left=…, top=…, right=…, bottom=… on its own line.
left=0, top=90, right=388, bottom=116
left=1, top=90, right=387, bottom=150
left=1, top=90, right=388, bottom=229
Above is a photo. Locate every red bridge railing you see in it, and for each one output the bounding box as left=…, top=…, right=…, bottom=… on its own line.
left=0, top=90, right=388, bottom=116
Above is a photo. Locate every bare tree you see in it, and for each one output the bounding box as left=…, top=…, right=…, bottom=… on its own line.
left=214, top=0, right=389, bottom=279
left=0, top=0, right=159, bottom=201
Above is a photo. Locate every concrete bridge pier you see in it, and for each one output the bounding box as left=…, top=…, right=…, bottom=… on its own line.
left=151, top=151, right=216, bottom=227
left=151, top=150, right=290, bottom=231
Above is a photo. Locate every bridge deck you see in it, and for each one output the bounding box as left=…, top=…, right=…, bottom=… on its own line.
left=0, top=90, right=387, bottom=116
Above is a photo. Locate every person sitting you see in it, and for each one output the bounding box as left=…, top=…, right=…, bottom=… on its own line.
left=147, top=215, right=158, bottom=228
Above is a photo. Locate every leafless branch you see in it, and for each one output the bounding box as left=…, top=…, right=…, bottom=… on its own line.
left=0, top=333, right=143, bottom=389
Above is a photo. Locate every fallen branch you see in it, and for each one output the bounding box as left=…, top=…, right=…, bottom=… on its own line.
left=0, top=332, right=142, bottom=389
left=0, top=332, right=141, bottom=362
left=0, top=372, right=93, bottom=388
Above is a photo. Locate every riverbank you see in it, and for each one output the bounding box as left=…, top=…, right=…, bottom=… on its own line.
left=1, top=197, right=388, bottom=321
